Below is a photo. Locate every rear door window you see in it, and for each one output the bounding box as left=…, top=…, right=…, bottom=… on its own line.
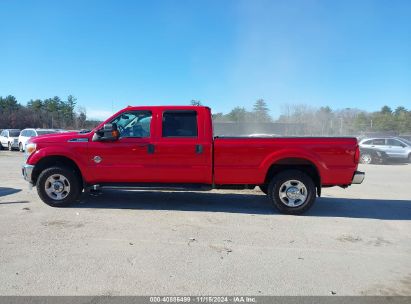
left=162, top=111, right=198, bottom=137
left=372, top=139, right=385, bottom=145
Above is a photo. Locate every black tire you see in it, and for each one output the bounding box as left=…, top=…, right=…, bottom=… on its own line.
left=259, top=184, right=268, bottom=194
left=19, top=143, right=23, bottom=152
left=8, top=142, right=12, bottom=151
left=360, top=153, right=373, bottom=164
left=36, top=166, right=82, bottom=207
left=267, top=169, right=316, bottom=215
left=408, top=154, right=411, bottom=163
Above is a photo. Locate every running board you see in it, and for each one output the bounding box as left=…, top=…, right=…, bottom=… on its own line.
left=85, top=183, right=257, bottom=192
left=86, top=183, right=213, bottom=192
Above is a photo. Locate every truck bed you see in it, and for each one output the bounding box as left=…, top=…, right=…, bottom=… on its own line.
left=213, top=137, right=358, bottom=186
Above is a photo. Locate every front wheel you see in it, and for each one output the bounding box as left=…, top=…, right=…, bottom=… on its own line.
left=19, top=143, right=23, bottom=152
left=267, top=170, right=316, bottom=215
left=37, top=167, right=82, bottom=207
left=8, top=142, right=12, bottom=151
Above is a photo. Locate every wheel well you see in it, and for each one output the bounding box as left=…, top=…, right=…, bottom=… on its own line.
left=32, top=156, right=83, bottom=185
left=264, top=158, right=321, bottom=196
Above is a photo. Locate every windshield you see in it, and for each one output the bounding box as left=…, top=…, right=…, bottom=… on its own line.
left=36, top=130, right=57, bottom=135
left=9, top=131, right=20, bottom=137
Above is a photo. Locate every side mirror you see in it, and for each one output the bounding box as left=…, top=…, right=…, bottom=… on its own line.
left=92, top=123, right=119, bottom=142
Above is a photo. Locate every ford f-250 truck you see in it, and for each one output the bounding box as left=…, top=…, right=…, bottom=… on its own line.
left=22, top=105, right=364, bottom=214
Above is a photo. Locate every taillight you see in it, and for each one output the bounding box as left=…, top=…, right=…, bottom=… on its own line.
left=354, top=146, right=360, bottom=164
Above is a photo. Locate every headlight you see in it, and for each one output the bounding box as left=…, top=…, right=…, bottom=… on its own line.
left=25, top=143, right=37, bottom=155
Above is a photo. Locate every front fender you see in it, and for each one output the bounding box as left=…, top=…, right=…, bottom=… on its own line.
left=26, top=144, right=92, bottom=182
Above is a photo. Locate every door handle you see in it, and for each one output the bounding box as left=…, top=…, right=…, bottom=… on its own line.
left=136, top=143, right=148, bottom=147
left=195, top=144, right=203, bottom=154
left=147, top=143, right=155, bottom=154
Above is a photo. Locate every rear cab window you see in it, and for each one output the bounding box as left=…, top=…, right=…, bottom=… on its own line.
left=10, top=131, right=19, bottom=137
left=162, top=111, right=198, bottom=138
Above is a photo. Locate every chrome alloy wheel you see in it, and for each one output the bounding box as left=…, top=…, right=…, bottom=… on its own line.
left=360, top=154, right=372, bottom=164
left=278, top=179, right=308, bottom=207
left=44, top=174, right=71, bottom=200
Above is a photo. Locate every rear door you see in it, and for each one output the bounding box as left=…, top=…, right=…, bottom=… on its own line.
left=370, top=138, right=386, bottom=152
left=150, top=109, right=213, bottom=184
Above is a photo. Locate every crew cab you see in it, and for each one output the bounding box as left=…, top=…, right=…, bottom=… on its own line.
left=22, top=106, right=364, bottom=214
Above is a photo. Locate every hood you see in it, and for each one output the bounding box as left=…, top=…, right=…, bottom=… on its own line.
left=29, top=131, right=90, bottom=144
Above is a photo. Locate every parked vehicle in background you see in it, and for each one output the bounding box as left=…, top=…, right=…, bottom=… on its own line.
left=22, top=105, right=364, bottom=215
left=359, top=137, right=411, bottom=162
left=0, top=129, right=21, bottom=151
left=18, top=129, right=58, bottom=152
left=359, top=147, right=388, bottom=164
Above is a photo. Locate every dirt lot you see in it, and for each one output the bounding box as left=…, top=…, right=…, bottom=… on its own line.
left=0, top=151, right=410, bottom=296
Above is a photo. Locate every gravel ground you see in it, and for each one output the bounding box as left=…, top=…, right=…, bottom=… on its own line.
left=0, top=151, right=410, bottom=295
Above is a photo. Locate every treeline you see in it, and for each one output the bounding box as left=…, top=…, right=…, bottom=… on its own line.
left=0, top=95, right=96, bottom=129
left=276, top=104, right=411, bottom=135
left=197, top=99, right=411, bottom=135
left=210, top=99, right=273, bottom=123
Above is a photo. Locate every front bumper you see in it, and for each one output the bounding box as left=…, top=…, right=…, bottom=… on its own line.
left=352, top=171, right=365, bottom=184
left=22, top=164, right=35, bottom=184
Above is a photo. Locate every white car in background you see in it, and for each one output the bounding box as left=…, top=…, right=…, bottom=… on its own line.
left=359, top=137, right=411, bottom=162
left=0, top=129, right=21, bottom=151
left=18, top=129, right=58, bottom=152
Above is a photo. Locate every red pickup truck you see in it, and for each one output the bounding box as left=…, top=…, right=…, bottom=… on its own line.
left=22, top=106, right=364, bottom=214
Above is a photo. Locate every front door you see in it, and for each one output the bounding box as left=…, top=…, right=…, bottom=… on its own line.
left=386, top=138, right=407, bottom=158
left=88, top=110, right=156, bottom=183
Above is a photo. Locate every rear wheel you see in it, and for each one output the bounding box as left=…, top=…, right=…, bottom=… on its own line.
left=408, top=153, right=411, bottom=163
left=360, top=153, right=373, bottom=164
left=267, top=170, right=316, bottom=215
left=37, top=167, right=82, bottom=207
